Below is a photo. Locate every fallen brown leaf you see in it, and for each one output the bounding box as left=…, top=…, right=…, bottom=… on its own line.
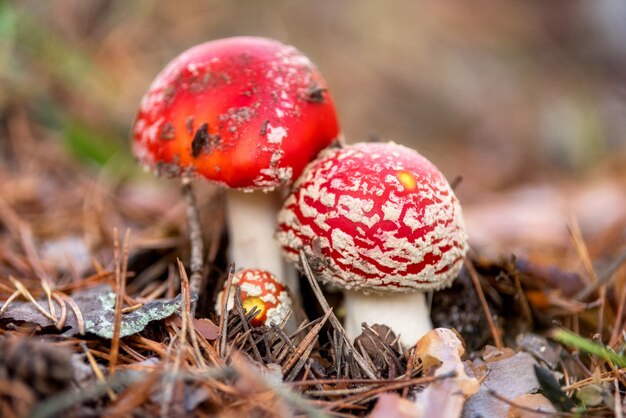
left=413, top=328, right=480, bottom=418
left=463, top=352, right=540, bottom=418
left=168, top=316, right=219, bottom=340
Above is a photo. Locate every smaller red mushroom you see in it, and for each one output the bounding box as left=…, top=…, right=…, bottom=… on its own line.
left=277, top=142, right=468, bottom=346
left=216, top=268, right=292, bottom=327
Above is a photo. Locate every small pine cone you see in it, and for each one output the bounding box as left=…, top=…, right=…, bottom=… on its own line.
left=0, top=338, right=74, bottom=398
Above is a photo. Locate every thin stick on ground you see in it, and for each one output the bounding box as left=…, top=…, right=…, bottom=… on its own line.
left=567, top=218, right=598, bottom=285
left=51, top=292, right=67, bottom=330
left=219, top=263, right=236, bottom=357
left=110, top=228, right=131, bottom=374
left=567, top=218, right=606, bottom=337
left=562, top=368, right=626, bottom=391
left=576, top=247, right=626, bottom=301
left=0, top=290, right=21, bottom=314
left=59, top=292, right=86, bottom=335
left=283, top=309, right=331, bottom=381
left=160, top=337, right=184, bottom=417
left=402, top=339, right=421, bottom=397
left=9, top=275, right=56, bottom=322
left=465, top=259, right=504, bottom=349
left=181, top=176, right=204, bottom=314
left=20, top=224, right=56, bottom=320
left=299, top=251, right=377, bottom=379
left=610, top=283, right=626, bottom=347
left=81, top=342, right=116, bottom=402
left=325, top=372, right=456, bottom=411
left=291, top=374, right=423, bottom=387
left=177, top=259, right=207, bottom=368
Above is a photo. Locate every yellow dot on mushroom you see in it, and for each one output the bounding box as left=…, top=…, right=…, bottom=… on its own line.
left=397, top=171, right=417, bottom=191
left=242, top=296, right=266, bottom=324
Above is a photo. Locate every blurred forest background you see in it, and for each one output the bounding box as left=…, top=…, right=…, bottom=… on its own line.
left=1, top=0, right=626, bottom=257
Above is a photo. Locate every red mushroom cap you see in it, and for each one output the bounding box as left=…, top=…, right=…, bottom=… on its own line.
left=277, top=142, right=468, bottom=292
left=132, top=36, right=339, bottom=190
left=216, top=268, right=291, bottom=326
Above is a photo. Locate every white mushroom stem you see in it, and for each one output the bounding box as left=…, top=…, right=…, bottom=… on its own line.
left=342, top=290, right=432, bottom=347
left=225, top=189, right=298, bottom=293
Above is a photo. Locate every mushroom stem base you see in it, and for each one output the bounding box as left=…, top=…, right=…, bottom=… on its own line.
left=342, top=290, right=432, bottom=347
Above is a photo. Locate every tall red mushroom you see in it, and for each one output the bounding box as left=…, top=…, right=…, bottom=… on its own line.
left=277, top=142, right=468, bottom=346
left=132, top=37, right=340, bottom=301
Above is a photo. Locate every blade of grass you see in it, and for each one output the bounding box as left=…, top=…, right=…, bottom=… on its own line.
left=551, top=329, right=626, bottom=368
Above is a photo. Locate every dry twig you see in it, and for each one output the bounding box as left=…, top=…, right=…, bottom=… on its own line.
left=299, top=251, right=377, bottom=379
left=110, top=228, right=131, bottom=373
left=465, top=259, right=504, bottom=349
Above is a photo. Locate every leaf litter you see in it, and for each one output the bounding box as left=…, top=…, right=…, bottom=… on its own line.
left=0, top=114, right=626, bottom=418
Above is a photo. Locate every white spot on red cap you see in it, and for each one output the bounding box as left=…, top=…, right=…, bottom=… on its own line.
left=266, top=124, right=287, bottom=144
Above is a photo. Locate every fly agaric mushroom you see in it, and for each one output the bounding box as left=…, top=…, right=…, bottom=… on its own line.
left=216, top=268, right=292, bottom=327
left=132, top=37, right=339, bottom=301
left=277, top=142, right=468, bottom=346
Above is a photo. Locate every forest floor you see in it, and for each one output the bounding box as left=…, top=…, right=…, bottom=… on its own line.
left=0, top=127, right=625, bottom=417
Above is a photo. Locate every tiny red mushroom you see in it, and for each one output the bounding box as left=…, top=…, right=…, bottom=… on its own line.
left=216, top=268, right=292, bottom=327
left=132, top=37, right=340, bottom=298
left=277, top=142, right=468, bottom=346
